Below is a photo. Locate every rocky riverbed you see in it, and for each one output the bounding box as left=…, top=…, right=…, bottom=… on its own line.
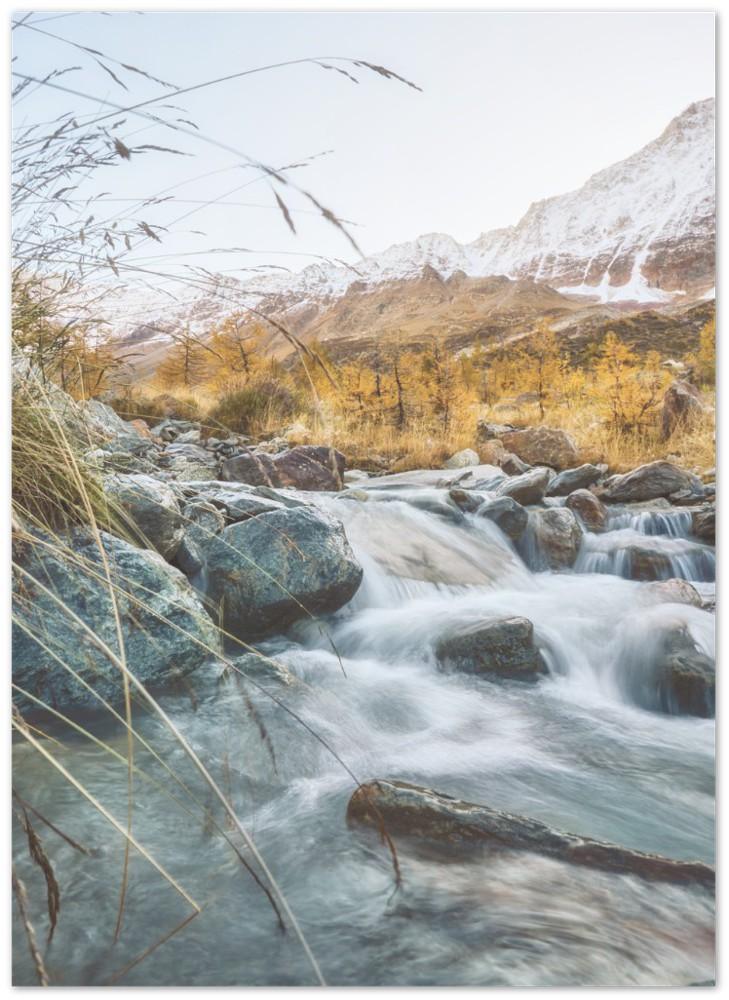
left=12, top=398, right=715, bottom=986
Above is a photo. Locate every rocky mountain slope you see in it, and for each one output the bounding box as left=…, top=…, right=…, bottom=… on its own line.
left=114, top=98, right=714, bottom=364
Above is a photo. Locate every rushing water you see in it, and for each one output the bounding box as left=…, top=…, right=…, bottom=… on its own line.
left=12, top=474, right=715, bottom=987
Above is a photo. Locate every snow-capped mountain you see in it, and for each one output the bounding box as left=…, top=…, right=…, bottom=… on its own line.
left=253, top=97, right=714, bottom=306
left=115, top=98, right=714, bottom=346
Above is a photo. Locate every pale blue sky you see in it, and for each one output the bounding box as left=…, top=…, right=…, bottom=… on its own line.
left=12, top=10, right=715, bottom=290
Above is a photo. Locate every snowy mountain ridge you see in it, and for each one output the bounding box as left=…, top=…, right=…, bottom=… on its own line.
left=114, top=98, right=714, bottom=344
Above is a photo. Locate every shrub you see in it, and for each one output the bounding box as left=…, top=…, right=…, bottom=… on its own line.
left=208, top=380, right=298, bottom=437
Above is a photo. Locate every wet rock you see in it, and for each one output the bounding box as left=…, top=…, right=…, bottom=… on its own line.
left=201, top=506, right=363, bottom=639
left=602, top=461, right=702, bottom=503
left=347, top=779, right=714, bottom=889
left=500, top=426, right=578, bottom=471
left=444, top=448, right=479, bottom=469
left=175, top=501, right=226, bottom=577
left=691, top=507, right=715, bottom=544
left=565, top=489, right=608, bottom=532
left=448, top=488, right=482, bottom=514
left=632, top=625, right=715, bottom=718
left=623, top=545, right=673, bottom=581
left=12, top=529, right=220, bottom=714
left=546, top=463, right=603, bottom=497
left=661, top=380, right=705, bottom=439
left=221, top=445, right=345, bottom=491
left=646, top=579, right=703, bottom=608
left=499, top=452, right=530, bottom=476
left=531, top=507, right=583, bottom=569
left=495, top=467, right=551, bottom=506
left=476, top=420, right=516, bottom=442
left=104, top=472, right=185, bottom=560
left=435, top=617, right=547, bottom=681
left=476, top=496, right=529, bottom=540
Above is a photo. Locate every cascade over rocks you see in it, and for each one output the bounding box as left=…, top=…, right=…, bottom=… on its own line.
left=435, top=616, right=547, bottom=681
left=495, top=467, right=551, bottom=505
left=12, top=529, right=220, bottom=714
left=201, top=506, right=363, bottom=639
left=500, top=426, right=579, bottom=471
left=602, top=460, right=703, bottom=503
left=347, top=780, right=714, bottom=888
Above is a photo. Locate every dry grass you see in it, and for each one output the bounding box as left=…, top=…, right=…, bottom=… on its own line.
left=485, top=395, right=716, bottom=474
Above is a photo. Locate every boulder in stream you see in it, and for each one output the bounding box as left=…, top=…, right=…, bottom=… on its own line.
left=531, top=507, right=583, bottom=569
left=12, top=529, right=220, bottom=714
left=546, top=463, right=603, bottom=497
left=435, top=616, right=547, bottom=681
left=499, top=452, right=531, bottom=476
left=565, top=489, right=608, bottom=532
left=347, top=779, right=714, bottom=889
left=476, top=496, right=529, bottom=540
left=602, top=461, right=702, bottom=503
left=632, top=625, right=715, bottom=719
left=691, top=507, right=715, bottom=544
left=201, top=506, right=363, bottom=638
left=495, top=467, right=551, bottom=506
left=646, top=579, right=703, bottom=608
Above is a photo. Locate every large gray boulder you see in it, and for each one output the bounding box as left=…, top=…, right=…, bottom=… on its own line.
left=495, top=467, right=551, bottom=506
left=546, top=463, right=603, bottom=497
left=476, top=496, right=529, bottom=540
left=347, top=780, right=713, bottom=888
left=500, top=426, right=578, bottom=471
left=104, top=473, right=185, bottom=560
left=531, top=507, right=583, bottom=569
left=175, top=501, right=226, bottom=577
left=201, top=506, right=363, bottom=638
left=221, top=445, right=345, bottom=491
left=435, top=616, right=547, bottom=681
left=12, top=529, right=220, bottom=714
left=602, top=461, right=702, bottom=503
